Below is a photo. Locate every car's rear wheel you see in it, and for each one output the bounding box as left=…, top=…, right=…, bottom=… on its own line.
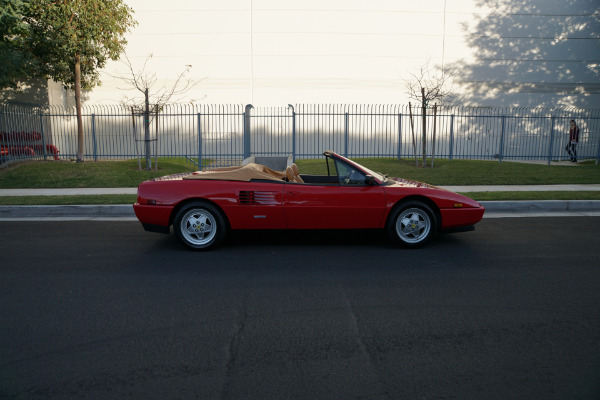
left=173, top=202, right=226, bottom=250
left=386, top=201, right=436, bottom=248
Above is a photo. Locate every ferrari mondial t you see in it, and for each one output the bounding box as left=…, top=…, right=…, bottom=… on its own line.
left=133, top=151, right=485, bottom=250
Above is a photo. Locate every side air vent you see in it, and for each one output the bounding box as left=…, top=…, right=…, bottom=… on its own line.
left=238, top=191, right=279, bottom=205
left=238, top=191, right=255, bottom=205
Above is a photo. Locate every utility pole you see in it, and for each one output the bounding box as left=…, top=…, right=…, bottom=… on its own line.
left=421, top=88, right=427, bottom=167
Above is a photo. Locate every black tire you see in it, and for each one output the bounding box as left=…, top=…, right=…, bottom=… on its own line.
left=173, top=201, right=227, bottom=250
left=386, top=201, right=436, bottom=248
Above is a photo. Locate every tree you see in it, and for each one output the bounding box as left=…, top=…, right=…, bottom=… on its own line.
left=114, top=53, right=202, bottom=170
left=405, top=60, right=453, bottom=167
left=0, top=0, right=37, bottom=90
left=25, top=0, right=136, bottom=162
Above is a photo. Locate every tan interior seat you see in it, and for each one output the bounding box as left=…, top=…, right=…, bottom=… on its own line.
left=291, top=163, right=304, bottom=183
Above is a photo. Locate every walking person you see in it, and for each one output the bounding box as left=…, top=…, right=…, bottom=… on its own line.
left=565, top=120, right=579, bottom=162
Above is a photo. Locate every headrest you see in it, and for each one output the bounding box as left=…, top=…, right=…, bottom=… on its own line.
left=286, top=166, right=295, bottom=181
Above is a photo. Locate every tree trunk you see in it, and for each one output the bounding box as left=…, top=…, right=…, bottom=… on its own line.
left=74, top=54, right=84, bottom=163
left=144, top=88, right=151, bottom=170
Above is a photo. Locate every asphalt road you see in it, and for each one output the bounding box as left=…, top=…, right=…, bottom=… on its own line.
left=1, top=218, right=599, bottom=400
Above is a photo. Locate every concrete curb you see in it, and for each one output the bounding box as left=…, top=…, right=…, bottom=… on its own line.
left=0, top=205, right=135, bottom=218
left=480, top=200, right=600, bottom=212
left=1, top=201, right=600, bottom=219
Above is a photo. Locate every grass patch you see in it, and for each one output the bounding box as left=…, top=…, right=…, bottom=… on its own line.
left=296, top=158, right=600, bottom=186
left=0, top=158, right=197, bottom=188
left=2, top=157, right=598, bottom=189
left=1, top=156, right=598, bottom=205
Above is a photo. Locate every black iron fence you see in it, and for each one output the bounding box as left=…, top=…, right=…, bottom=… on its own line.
left=1, top=103, right=599, bottom=168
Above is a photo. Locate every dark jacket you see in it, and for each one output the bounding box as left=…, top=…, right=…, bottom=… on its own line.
left=569, top=125, right=580, bottom=143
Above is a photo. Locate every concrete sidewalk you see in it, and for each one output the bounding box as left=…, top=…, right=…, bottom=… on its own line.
left=0, top=188, right=138, bottom=196
left=1, top=184, right=600, bottom=196
left=1, top=185, right=600, bottom=219
left=442, top=184, right=600, bottom=192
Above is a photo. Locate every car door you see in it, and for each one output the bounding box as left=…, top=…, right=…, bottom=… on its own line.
left=222, top=181, right=286, bottom=229
left=283, top=161, right=386, bottom=229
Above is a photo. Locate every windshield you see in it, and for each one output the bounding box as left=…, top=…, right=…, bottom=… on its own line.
left=334, top=155, right=387, bottom=183
left=358, top=164, right=387, bottom=183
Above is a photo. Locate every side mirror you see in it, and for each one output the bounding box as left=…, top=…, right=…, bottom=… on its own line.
left=365, top=175, right=375, bottom=185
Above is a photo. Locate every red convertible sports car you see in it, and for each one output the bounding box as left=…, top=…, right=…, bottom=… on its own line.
left=133, top=151, right=485, bottom=249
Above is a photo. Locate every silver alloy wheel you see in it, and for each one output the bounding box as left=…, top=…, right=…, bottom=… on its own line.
left=395, top=207, right=432, bottom=244
left=179, top=208, right=217, bottom=246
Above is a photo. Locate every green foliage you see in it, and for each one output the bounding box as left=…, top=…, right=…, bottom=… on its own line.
left=0, top=0, right=37, bottom=89
left=25, top=0, right=137, bottom=90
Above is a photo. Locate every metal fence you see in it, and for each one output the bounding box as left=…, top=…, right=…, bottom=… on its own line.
left=2, top=103, right=599, bottom=168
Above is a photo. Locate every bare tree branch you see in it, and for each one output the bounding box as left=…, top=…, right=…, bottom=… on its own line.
left=108, top=53, right=205, bottom=112
left=405, top=59, right=454, bottom=106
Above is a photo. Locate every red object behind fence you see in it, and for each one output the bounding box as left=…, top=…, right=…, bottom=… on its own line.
left=0, top=131, right=60, bottom=160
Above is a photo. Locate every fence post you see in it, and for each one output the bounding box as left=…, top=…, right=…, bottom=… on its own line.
left=397, top=113, right=402, bottom=160
left=344, top=112, right=349, bottom=157
left=449, top=114, right=455, bottom=161
left=499, top=115, right=506, bottom=163
left=596, top=127, right=600, bottom=165
left=244, top=104, right=253, bottom=159
left=197, top=112, right=203, bottom=170
left=288, top=105, right=296, bottom=162
left=91, top=113, right=98, bottom=162
left=0, top=108, right=4, bottom=165
left=547, top=115, right=555, bottom=165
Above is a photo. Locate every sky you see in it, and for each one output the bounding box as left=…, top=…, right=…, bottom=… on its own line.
left=78, top=0, right=600, bottom=108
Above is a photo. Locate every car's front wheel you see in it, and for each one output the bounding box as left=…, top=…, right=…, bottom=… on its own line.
left=386, top=202, right=436, bottom=248
left=173, top=202, right=227, bottom=250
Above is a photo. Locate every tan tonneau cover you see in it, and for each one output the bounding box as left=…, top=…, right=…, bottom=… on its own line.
left=183, top=163, right=286, bottom=182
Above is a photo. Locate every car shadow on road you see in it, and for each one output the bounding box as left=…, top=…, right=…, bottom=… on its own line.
left=227, top=229, right=390, bottom=249
left=146, top=227, right=477, bottom=253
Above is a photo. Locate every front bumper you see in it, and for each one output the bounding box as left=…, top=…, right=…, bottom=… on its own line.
left=133, top=203, right=174, bottom=231
left=439, top=205, right=485, bottom=230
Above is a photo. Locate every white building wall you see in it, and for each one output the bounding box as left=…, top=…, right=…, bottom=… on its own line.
left=75, top=0, right=600, bottom=108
